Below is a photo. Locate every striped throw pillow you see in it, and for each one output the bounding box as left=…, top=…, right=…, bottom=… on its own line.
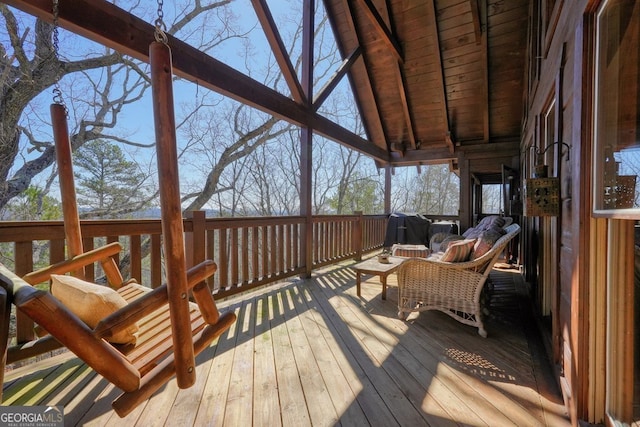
left=440, top=239, right=476, bottom=262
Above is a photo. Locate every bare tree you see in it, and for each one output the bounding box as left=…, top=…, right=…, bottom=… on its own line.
left=391, top=166, right=460, bottom=215
left=0, top=1, right=238, bottom=213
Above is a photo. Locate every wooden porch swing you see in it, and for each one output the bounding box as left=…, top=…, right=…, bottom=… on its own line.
left=0, top=4, right=235, bottom=417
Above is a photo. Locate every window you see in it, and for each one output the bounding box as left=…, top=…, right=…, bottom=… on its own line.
left=593, top=0, right=640, bottom=216
left=481, top=184, right=502, bottom=214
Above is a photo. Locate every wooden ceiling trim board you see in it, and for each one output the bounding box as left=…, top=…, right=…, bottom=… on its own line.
left=251, top=0, right=306, bottom=104
left=323, top=0, right=388, bottom=154
left=389, top=144, right=457, bottom=164
left=469, top=0, right=482, bottom=44
left=356, top=0, right=404, bottom=63
left=4, top=0, right=391, bottom=162
left=428, top=0, right=454, bottom=154
left=479, top=0, right=490, bottom=143
left=345, top=0, right=393, bottom=155
left=313, top=46, right=362, bottom=110
left=395, top=64, right=417, bottom=150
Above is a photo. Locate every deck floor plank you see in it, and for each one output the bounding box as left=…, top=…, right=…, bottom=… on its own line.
left=2, top=260, right=570, bottom=426
left=367, top=271, right=559, bottom=427
left=223, top=298, right=257, bottom=427
left=331, top=295, right=458, bottom=425
left=270, top=287, right=311, bottom=427
left=304, top=275, right=399, bottom=426
left=309, top=270, right=440, bottom=426
left=252, top=294, right=283, bottom=427
left=293, top=282, right=371, bottom=426
left=192, top=302, right=240, bottom=426
left=285, top=284, right=340, bottom=426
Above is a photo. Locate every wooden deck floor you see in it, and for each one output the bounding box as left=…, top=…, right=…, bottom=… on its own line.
left=3, top=259, right=570, bottom=426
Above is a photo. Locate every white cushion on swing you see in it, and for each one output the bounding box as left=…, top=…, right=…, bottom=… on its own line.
left=51, top=274, right=138, bottom=344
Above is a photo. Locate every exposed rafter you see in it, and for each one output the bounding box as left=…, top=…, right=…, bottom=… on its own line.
left=425, top=0, right=454, bottom=154
left=344, top=0, right=391, bottom=153
left=251, top=0, right=306, bottom=105
left=355, top=1, right=417, bottom=151
left=313, top=46, right=361, bottom=110
left=395, top=64, right=417, bottom=150
left=356, top=0, right=403, bottom=63
left=477, top=0, right=490, bottom=143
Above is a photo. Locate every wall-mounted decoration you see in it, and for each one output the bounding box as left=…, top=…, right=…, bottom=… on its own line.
left=523, top=142, right=568, bottom=217
left=525, top=177, right=560, bottom=216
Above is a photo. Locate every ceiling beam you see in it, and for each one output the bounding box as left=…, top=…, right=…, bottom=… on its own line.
left=313, top=46, right=361, bottom=110
left=388, top=140, right=520, bottom=167
left=389, top=147, right=457, bottom=167
left=4, top=0, right=391, bottom=162
left=354, top=0, right=416, bottom=151
left=470, top=0, right=482, bottom=44
left=356, top=0, right=403, bottom=63
left=323, top=0, right=385, bottom=149
left=344, top=0, right=391, bottom=152
left=425, top=0, right=454, bottom=154
left=473, top=0, right=490, bottom=142
left=395, top=64, right=417, bottom=150
left=251, top=0, right=306, bottom=104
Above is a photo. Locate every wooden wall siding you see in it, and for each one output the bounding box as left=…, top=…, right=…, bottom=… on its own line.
left=0, top=213, right=388, bottom=345
left=518, top=0, right=610, bottom=424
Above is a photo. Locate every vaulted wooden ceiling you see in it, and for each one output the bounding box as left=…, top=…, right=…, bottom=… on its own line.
left=324, top=0, right=530, bottom=169
left=4, top=0, right=529, bottom=174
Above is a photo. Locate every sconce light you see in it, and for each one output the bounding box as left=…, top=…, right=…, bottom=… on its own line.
left=524, top=142, right=570, bottom=217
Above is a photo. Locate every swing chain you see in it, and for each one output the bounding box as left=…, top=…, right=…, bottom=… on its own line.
left=154, top=0, right=168, bottom=45
left=51, top=0, right=68, bottom=116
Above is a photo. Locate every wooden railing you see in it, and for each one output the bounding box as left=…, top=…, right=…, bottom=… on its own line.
left=0, top=212, right=387, bottom=346
left=0, top=212, right=388, bottom=301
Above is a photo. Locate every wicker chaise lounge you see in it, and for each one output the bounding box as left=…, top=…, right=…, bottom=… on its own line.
left=396, top=223, right=520, bottom=337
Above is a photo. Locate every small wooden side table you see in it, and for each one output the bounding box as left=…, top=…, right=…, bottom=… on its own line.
left=353, top=256, right=404, bottom=300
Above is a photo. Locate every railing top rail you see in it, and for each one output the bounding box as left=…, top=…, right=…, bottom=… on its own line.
left=0, top=214, right=388, bottom=243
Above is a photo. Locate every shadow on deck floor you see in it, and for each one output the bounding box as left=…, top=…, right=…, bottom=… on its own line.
left=2, top=260, right=569, bottom=426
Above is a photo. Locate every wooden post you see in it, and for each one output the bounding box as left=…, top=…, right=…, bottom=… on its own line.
left=354, top=211, right=363, bottom=261
left=459, top=155, right=472, bottom=231
left=300, top=0, right=314, bottom=278
left=185, top=210, right=206, bottom=270
left=149, top=40, right=195, bottom=389
left=384, top=165, right=392, bottom=214
left=14, top=241, right=34, bottom=343
left=51, top=103, right=84, bottom=276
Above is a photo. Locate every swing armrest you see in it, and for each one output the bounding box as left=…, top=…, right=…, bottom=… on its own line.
left=94, top=260, right=219, bottom=340
left=0, top=264, right=140, bottom=391
left=22, top=242, right=124, bottom=286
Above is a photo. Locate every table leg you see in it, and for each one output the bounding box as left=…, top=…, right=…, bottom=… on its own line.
left=381, top=275, right=387, bottom=300
left=356, top=271, right=362, bottom=297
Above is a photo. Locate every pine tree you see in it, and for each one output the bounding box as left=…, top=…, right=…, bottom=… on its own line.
left=74, top=140, right=152, bottom=218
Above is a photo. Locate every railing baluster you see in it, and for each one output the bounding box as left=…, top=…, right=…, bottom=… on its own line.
left=261, top=225, right=268, bottom=280
left=270, top=225, right=277, bottom=278
left=219, top=228, right=228, bottom=290
left=83, top=237, right=95, bottom=281
left=231, top=227, right=239, bottom=287
left=130, top=235, right=142, bottom=283
left=242, top=227, right=249, bottom=286
left=14, top=241, right=34, bottom=343
left=251, top=226, right=258, bottom=283
left=151, top=234, right=162, bottom=288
